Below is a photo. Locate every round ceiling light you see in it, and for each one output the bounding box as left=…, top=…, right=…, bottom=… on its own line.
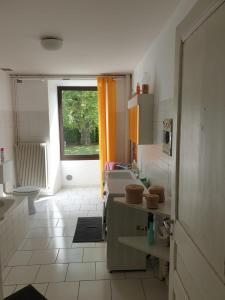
left=40, top=37, right=63, bottom=51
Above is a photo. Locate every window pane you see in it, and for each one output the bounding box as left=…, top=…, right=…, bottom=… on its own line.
left=61, top=89, right=99, bottom=158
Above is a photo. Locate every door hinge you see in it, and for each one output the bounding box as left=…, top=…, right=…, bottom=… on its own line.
left=170, top=219, right=175, bottom=238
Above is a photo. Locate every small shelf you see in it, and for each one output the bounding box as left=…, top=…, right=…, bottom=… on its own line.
left=118, top=236, right=170, bottom=261
left=114, top=197, right=171, bottom=217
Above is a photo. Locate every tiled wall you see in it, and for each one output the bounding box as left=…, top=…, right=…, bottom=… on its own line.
left=0, top=72, right=14, bottom=161
left=0, top=71, right=15, bottom=195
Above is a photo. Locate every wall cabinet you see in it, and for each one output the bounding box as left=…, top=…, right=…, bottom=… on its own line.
left=128, top=94, right=154, bottom=160
left=128, top=94, right=153, bottom=145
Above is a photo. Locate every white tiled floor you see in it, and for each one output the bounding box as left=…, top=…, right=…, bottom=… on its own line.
left=66, top=262, right=95, bottom=281
left=79, top=280, right=111, bottom=300
left=111, top=279, right=146, bottom=300
left=5, top=265, right=40, bottom=285
left=8, top=251, right=33, bottom=266
left=1, top=187, right=168, bottom=300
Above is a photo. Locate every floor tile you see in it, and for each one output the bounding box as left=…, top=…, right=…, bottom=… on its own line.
left=29, top=219, right=59, bottom=228
left=125, top=269, right=153, bottom=279
left=66, top=262, right=95, bottom=281
left=31, top=212, right=51, bottom=219
left=8, top=251, right=32, bottom=266
left=72, top=242, right=96, bottom=248
left=96, top=262, right=125, bottom=280
left=63, top=226, right=77, bottom=236
left=63, top=205, right=80, bottom=211
left=15, top=283, right=48, bottom=295
left=35, top=264, right=68, bottom=283
left=80, top=204, right=97, bottom=211
left=26, top=227, right=64, bottom=238
left=48, top=227, right=65, bottom=237
left=57, top=219, right=77, bottom=227
left=83, top=247, right=106, bottom=262
left=87, top=210, right=103, bottom=217
left=2, top=267, right=12, bottom=281
left=19, top=238, right=51, bottom=250
left=28, top=249, right=59, bottom=265
left=78, top=280, right=111, bottom=300
left=3, top=285, right=16, bottom=297
left=46, top=282, right=79, bottom=300
left=5, top=265, right=40, bottom=285
left=111, top=279, right=145, bottom=300
left=56, top=248, right=83, bottom=263
left=48, top=237, right=73, bottom=249
left=95, top=242, right=106, bottom=248
left=142, top=278, right=168, bottom=300
left=49, top=211, right=65, bottom=218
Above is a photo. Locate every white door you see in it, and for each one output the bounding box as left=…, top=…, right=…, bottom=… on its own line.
left=170, top=1, right=225, bottom=299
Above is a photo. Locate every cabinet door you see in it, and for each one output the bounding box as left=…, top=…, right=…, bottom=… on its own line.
left=129, top=106, right=138, bottom=161
left=129, top=105, right=138, bottom=144
left=107, top=198, right=147, bottom=271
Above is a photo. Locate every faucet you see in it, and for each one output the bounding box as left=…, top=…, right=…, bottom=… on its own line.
left=131, top=160, right=140, bottom=178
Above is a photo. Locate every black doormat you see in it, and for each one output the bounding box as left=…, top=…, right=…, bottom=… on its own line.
left=73, top=217, right=103, bottom=243
left=5, top=285, right=47, bottom=300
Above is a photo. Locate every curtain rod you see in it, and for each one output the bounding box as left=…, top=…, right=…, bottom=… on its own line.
left=10, top=74, right=130, bottom=80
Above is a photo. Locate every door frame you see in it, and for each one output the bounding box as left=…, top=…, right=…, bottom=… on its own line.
left=169, top=0, right=225, bottom=299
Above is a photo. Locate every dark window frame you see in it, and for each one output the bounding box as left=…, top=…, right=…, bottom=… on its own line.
left=58, top=86, right=99, bottom=161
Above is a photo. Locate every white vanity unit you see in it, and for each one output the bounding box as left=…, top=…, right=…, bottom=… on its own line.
left=0, top=196, right=29, bottom=269
left=105, top=170, right=171, bottom=274
left=105, top=170, right=149, bottom=271
left=115, top=197, right=170, bottom=262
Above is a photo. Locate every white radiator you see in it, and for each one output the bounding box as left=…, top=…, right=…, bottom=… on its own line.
left=15, top=143, right=47, bottom=188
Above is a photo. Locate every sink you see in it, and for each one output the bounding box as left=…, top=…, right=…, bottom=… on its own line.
left=107, top=171, right=133, bottom=179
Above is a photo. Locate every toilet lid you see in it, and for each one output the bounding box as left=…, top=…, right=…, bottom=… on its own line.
left=14, top=186, right=40, bottom=193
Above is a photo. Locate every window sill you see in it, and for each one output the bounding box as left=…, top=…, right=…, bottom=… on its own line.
left=60, top=155, right=99, bottom=161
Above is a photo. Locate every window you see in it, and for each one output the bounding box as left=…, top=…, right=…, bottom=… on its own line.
left=58, top=86, right=99, bottom=160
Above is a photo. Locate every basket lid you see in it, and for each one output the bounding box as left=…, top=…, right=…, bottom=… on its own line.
left=149, top=185, right=165, bottom=191
left=125, top=184, right=144, bottom=191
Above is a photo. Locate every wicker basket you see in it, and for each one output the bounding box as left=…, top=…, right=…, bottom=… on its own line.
left=125, top=184, right=144, bottom=204
left=148, top=186, right=165, bottom=203
left=145, top=194, right=159, bottom=209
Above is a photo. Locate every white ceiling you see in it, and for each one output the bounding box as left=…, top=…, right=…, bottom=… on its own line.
left=0, top=0, right=180, bottom=75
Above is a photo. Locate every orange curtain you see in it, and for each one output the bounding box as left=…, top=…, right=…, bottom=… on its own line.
left=97, top=77, right=116, bottom=190
left=106, top=77, right=116, bottom=161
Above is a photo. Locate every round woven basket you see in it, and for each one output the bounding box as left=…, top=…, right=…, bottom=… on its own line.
left=125, top=184, right=144, bottom=204
left=148, top=185, right=165, bottom=203
left=145, top=194, right=159, bottom=209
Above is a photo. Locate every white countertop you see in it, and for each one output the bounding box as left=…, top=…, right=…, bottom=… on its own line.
left=105, top=170, right=148, bottom=196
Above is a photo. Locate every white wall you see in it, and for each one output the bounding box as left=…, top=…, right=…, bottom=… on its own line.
left=47, top=81, right=62, bottom=193
left=16, top=80, right=49, bottom=142
left=133, top=0, right=198, bottom=198
left=0, top=71, right=15, bottom=195
left=62, top=160, right=100, bottom=187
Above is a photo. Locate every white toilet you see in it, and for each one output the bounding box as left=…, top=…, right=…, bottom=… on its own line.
left=13, top=186, right=40, bottom=215
left=0, top=161, right=40, bottom=215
